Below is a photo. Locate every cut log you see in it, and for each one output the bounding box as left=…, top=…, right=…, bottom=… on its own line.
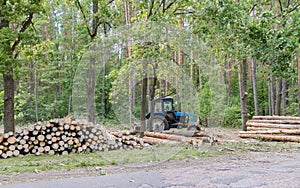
left=240, top=129, right=300, bottom=135
left=8, top=144, right=16, bottom=151
left=13, top=150, right=20, bottom=157
left=142, top=136, right=180, bottom=145
left=246, top=122, right=300, bottom=129
left=70, top=124, right=76, bottom=131
left=144, top=132, right=194, bottom=143
left=247, top=119, right=300, bottom=124
left=253, top=116, right=300, bottom=120
left=64, top=124, right=70, bottom=130
left=246, top=127, right=272, bottom=131
left=162, top=129, right=207, bottom=137
left=7, top=136, right=16, bottom=144
left=6, top=150, right=13, bottom=157
left=37, top=135, right=45, bottom=142
left=239, top=133, right=300, bottom=142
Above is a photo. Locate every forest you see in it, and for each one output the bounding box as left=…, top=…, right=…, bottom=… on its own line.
left=0, top=0, right=300, bottom=133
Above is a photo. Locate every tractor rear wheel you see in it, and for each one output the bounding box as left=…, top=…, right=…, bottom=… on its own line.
left=152, top=116, right=169, bottom=132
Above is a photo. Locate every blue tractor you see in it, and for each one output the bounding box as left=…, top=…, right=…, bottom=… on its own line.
left=146, top=96, right=200, bottom=132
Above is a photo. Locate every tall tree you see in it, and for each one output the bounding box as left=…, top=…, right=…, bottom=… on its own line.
left=298, top=55, right=300, bottom=116
left=238, top=59, right=248, bottom=131
left=251, top=58, right=259, bottom=115
left=0, top=0, right=43, bottom=132
left=75, top=0, right=113, bottom=123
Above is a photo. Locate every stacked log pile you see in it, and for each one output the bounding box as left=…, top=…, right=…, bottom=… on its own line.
left=239, top=116, right=300, bottom=142
left=0, top=117, right=145, bottom=158
left=0, top=117, right=211, bottom=159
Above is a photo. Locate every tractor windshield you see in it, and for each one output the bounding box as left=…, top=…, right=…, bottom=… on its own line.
left=154, top=101, right=162, bottom=112
left=163, top=100, right=173, bottom=111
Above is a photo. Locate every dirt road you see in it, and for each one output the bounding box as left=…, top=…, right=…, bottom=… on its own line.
left=1, top=151, right=300, bottom=187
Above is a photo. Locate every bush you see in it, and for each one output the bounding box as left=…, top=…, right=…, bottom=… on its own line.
left=223, top=105, right=242, bottom=128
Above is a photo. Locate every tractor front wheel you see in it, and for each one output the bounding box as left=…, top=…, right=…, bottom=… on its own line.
left=152, top=116, right=169, bottom=132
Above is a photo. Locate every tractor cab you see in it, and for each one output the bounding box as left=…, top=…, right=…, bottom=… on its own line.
left=154, top=96, right=174, bottom=112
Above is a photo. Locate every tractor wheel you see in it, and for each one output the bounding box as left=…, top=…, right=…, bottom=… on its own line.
left=152, top=116, right=169, bottom=132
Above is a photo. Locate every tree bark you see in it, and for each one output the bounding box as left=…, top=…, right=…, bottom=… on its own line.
left=1, top=1, right=14, bottom=133
left=190, top=51, right=193, bottom=83
left=268, top=79, right=272, bottom=115
left=275, top=78, right=283, bottom=115
left=34, top=62, right=38, bottom=122
left=198, top=65, right=201, bottom=90
left=291, top=55, right=295, bottom=115
left=140, top=76, right=148, bottom=136
left=282, top=78, right=287, bottom=116
left=298, top=55, right=300, bottom=116
left=228, top=58, right=233, bottom=92
left=251, top=58, right=259, bottom=115
left=238, top=59, right=248, bottom=131
left=149, top=67, right=158, bottom=131
left=270, top=71, right=276, bottom=115
left=3, top=73, right=15, bottom=133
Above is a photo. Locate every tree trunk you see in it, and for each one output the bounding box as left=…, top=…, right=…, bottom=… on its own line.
left=190, top=51, right=193, bottom=83
left=149, top=68, right=158, bottom=131
left=1, top=4, right=14, bottom=133
left=251, top=58, right=259, bottom=115
left=3, top=73, right=15, bottom=133
left=228, top=58, right=232, bottom=92
left=34, top=62, right=38, bottom=122
left=140, top=76, right=148, bottom=136
left=124, top=1, right=133, bottom=126
left=147, top=74, right=151, bottom=112
left=275, top=78, right=282, bottom=115
left=238, top=59, right=248, bottom=131
left=282, top=78, right=287, bottom=116
left=298, top=55, right=300, bottom=116
left=198, top=65, right=201, bottom=90
left=291, top=55, right=295, bottom=115
left=178, top=16, right=184, bottom=65
left=87, top=0, right=99, bottom=123
left=270, top=71, right=276, bottom=115
left=88, top=48, right=96, bottom=123
left=268, top=79, right=271, bottom=115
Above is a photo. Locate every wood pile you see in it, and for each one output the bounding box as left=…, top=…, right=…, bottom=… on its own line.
left=0, top=117, right=212, bottom=159
left=239, top=116, right=300, bottom=142
left=0, top=117, right=144, bottom=158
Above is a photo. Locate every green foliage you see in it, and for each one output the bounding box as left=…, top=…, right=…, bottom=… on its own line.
left=223, top=104, right=242, bottom=128
left=198, top=83, right=212, bottom=118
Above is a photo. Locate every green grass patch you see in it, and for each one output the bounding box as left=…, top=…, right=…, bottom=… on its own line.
left=0, top=144, right=223, bottom=175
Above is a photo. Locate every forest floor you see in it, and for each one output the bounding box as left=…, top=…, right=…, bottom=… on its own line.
left=1, top=127, right=300, bottom=187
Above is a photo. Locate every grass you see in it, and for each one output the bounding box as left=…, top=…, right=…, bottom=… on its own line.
left=1, top=140, right=300, bottom=175
left=0, top=144, right=224, bottom=175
